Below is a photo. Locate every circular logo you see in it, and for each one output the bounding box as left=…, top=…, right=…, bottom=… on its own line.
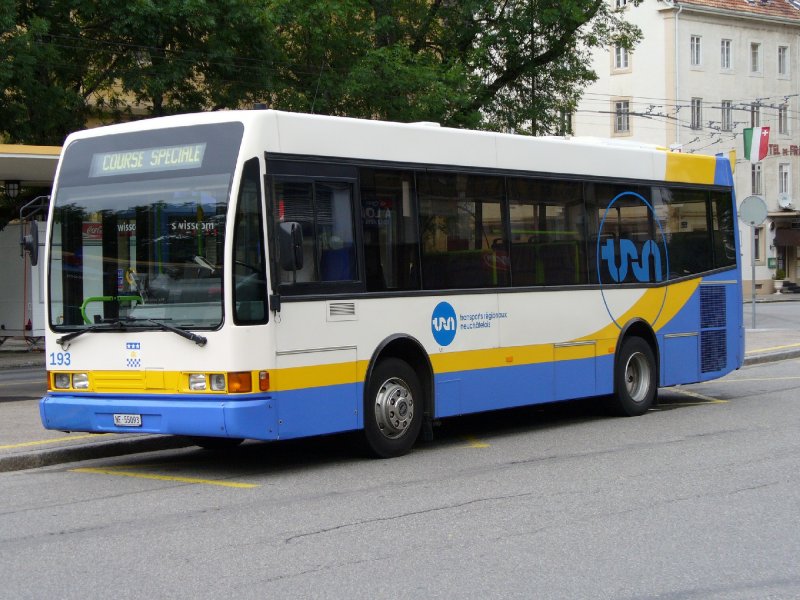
left=596, top=191, right=670, bottom=330
left=431, top=302, right=457, bottom=346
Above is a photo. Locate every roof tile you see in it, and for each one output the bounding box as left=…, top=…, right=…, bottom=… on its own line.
left=678, top=0, right=800, bottom=20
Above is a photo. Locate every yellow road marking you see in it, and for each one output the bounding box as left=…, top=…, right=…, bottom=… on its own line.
left=70, top=467, right=258, bottom=488
left=670, top=388, right=728, bottom=404
left=464, top=436, right=490, bottom=449
left=745, top=342, right=800, bottom=355
left=0, top=433, right=109, bottom=450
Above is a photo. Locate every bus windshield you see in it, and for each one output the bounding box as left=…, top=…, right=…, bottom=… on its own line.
left=48, top=122, right=244, bottom=330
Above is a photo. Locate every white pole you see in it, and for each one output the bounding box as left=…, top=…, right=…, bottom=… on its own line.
left=751, top=226, right=757, bottom=329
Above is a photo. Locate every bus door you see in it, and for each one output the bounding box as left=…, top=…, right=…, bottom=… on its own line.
left=267, top=161, right=362, bottom=437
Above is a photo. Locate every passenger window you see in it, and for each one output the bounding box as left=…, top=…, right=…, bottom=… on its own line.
left=710, top=191, right=737, bottom=269
left=587, top=183, right=664, bottom=284
left=651, top=187, right=715, bottom=278
left=507, top=178, right=587, bottom=286
left=418, top=172, right=508, bottom=289
left=273, top=179, right=357, bottom=286
left=360, top=168, right=420, bottom=291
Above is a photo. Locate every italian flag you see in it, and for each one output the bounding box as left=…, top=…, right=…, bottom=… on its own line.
left=743, top=126, right=769, bottom=163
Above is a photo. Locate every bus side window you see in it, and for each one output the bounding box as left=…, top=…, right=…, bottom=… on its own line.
left=274, top=181, right=317, bottom=283
left=418, top=172, right=508, bottom=290
left=508, top=178, right=586, bottom=287
left=273, top=180, right=357, bottom=286
left=232, top=158, right=268, bottom=324
left=316, top=182, right=357, bottom=282
left=652, top=186, right=715, bottom=277
left=359, top=168, right=420, bottom=292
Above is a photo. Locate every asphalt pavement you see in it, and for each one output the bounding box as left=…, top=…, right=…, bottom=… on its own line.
left=2, top=296, right=799, bottom=473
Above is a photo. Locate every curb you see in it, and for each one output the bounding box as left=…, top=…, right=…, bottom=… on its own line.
left=0, top=435, right=193, bottom=473
left=743, top=348, right=800, bottom=366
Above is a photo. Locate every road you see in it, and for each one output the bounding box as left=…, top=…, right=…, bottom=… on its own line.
left=0, top=367, right=45, bottom=402
left=1, top=357, right=799, bottom=599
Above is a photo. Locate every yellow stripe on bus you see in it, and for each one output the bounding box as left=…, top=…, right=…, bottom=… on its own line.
left=665, top=152, right=716, bottom=185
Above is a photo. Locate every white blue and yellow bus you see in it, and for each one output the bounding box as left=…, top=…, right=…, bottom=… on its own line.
left=39, top=110, right=743, bottom=457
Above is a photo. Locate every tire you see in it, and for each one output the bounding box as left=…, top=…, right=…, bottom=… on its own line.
left=188, top=436, right=244, bottom=451
left=363, top=358, right=424, bottom=458
left=607, top=337, right=657, bottom=417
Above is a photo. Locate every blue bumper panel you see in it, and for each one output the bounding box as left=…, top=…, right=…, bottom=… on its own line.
left=40, top=394, right=277, bottom=440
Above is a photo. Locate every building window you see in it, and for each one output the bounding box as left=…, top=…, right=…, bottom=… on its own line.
left=751, top=103, right=760, bottom=127
left=779, top=164, right=790, bottom=195
left=750, top=42, right=761, bottom=73
left=778, top=46, right=789, bottom=76
left=614, top=46, right=629, bottom=70
left=752, top=163, right=762, bottom=195
left=721, top=100, right=733, bottom=132
left=615, top=0, right=627, bottom=6
left=691, top=98, right=703, bottom=130
left=721, top=39, right=732, bottom=70
left=779, top=104, right=789, bottom=135
left=754, top=226, right=762, bottom=262
left=614, top=100, right=630, bottom=134
left=690, top=36, right=702, bottom=67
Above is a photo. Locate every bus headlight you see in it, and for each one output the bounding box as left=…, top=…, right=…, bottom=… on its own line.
left=54, top=373, right=71, bottom=389
left=188, top=374, right=207, bottom=390
left=210, top=374, right=226, bottom=391
left=72, top=373, right=89, bottom=390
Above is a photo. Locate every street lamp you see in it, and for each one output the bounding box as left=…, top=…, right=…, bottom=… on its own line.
left=4, top=180, right=20, bottom=199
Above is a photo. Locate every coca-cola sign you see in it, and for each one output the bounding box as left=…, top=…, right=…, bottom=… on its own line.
left=82, top=222, right=103, bottom=240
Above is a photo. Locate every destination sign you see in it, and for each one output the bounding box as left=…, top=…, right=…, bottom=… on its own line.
left=89, top=143, right=207, bottom=178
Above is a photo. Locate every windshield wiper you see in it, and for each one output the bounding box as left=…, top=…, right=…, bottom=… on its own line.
left=56, top=320, right=127, bottom=348
left=56, top=318, right=207, bottom=348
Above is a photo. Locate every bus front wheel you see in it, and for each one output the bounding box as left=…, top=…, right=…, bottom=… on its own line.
left=608, top=337, right=657, bottom=417
left=363, top=358, right=423, bottom=458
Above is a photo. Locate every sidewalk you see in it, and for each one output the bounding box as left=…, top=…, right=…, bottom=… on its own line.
left=1, top=316, right=800, bottom=473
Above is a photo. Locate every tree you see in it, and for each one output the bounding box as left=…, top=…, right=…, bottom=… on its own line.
left=267, top=0, right=642, bottom=134
left=1, top=0, right=641, bottom=146
left=0, top=0, right=279, bottom=145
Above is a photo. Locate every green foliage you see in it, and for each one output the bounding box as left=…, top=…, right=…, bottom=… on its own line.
left=1, top=0, right=642, bottom=144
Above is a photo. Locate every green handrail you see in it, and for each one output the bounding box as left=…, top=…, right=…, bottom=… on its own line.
left=80, top=295, right=143, bottom=324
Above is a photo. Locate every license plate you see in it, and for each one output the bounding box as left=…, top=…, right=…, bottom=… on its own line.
left=113, top=413, right=142, bottom=427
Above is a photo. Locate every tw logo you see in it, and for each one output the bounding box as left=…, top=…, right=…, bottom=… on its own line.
left=600, top=238, right=664, bottom=283
left=431, top=302, right=457, bottom=346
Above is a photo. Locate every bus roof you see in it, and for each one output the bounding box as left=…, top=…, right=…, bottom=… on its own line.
left=63, top=110, right=733, bottom=187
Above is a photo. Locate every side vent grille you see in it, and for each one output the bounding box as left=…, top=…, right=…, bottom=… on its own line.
left=700, top=286, right=726, bottom=328
left=701, top=330, right=727, bottom=373
left=327, top=301, right=357, bottom=321
left=700, top=285, right=727, bottom=373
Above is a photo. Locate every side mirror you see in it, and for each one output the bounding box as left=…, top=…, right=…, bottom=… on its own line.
left=278, top=221, right=303, bottom=272
left=21, top=222, right=39, bottom=266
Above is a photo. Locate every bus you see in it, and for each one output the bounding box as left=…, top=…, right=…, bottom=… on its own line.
left=38, top=110, right=743, bottom=458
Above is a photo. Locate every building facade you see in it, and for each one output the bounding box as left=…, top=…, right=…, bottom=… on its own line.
left=575, top=0, right=800, bottom=295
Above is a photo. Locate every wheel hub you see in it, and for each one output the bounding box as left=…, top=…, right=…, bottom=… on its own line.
left=625, top=351, right=650, bottom=403
left=374, top=377, right=414, bottom=439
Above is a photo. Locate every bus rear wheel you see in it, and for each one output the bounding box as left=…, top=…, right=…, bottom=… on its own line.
left=608, top=337, right=657, bottom=417
left=363, top=358, right=423, bottom=458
